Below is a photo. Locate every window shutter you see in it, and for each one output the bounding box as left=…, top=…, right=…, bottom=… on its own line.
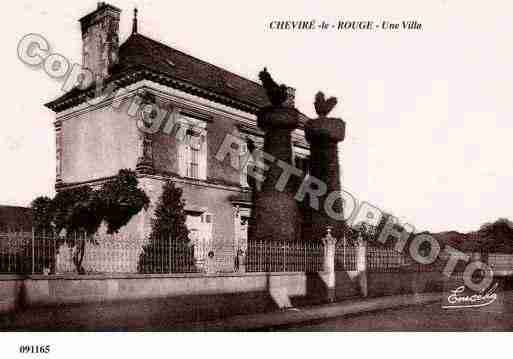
left=56, top=128, right=62, bottom=180
left=177, top=131, right=188, bottom=177
left=186, top=138, right=192, bottom=177
left=199, top=133, right=207, bottom=180
left=239, top=141, right=248, bottom=170
left=175, top=116, right=208, bottom=179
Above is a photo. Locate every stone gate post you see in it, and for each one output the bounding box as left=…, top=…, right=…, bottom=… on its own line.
left=356, top=233, right=368, bottom=297
left=322, top=227, right=337, bottom=302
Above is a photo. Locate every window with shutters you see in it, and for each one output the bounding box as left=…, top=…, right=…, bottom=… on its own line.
left=240, top=136, right=262, bottom=189
left=186, top=130, right=201, bottom=179
left=240, top=140, right=253, bottom=188
left=178, top=116, right=207, bottom=180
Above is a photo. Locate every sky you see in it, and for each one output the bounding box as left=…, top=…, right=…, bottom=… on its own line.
left=1, top=0, right=512, bottom=233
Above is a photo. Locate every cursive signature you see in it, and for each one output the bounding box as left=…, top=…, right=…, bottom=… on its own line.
left=442, top=282, right=498, bottom=309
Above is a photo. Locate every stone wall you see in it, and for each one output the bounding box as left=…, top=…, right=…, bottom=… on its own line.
left=0, top=275, right=24, bottom=313
left=0, top=271, right=332, bottom=314
left=366, top=271, right=463, bottom=297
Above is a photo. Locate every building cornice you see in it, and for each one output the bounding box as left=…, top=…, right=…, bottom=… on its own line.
left=143, top=173, right=247, bottom=193
left=56, top=172, right=248, bottom=194
left=46, top=66, right=264, bottom=115
left=53, top=80, right=258, bottom=131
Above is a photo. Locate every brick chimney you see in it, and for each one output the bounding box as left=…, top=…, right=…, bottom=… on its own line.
left=79, top=2, right=121, bottom=80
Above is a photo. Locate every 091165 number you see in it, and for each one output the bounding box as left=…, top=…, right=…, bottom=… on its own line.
left=19, top=345, right=51, bottom=354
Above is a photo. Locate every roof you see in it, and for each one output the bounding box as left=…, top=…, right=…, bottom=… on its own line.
left=0, top=206, right=33, bottom=231
left=46, top=33, right=310, bottom=124
left=116, top=34, right=270, bottom=108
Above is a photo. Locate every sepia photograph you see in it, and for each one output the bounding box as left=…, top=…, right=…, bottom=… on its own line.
left=1, top=0, right=512, bottom=356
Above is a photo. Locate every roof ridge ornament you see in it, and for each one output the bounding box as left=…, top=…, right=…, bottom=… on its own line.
left=132, top=7, right=138, bottom=34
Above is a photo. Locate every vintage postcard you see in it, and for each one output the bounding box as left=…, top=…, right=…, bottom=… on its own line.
left=0, top=0, right=512, bottom=357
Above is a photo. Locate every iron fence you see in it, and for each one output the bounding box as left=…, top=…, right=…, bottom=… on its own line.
left=486, top=253, right=513, bottom=272
left=337, top=243, right=445, bottom=273
left=0, top=230, right=204, bottom=275
left=2, top=229, right=512, bottom=275
left=365, top=246, right=454, bottom=273
left=138, top=239, right=200, bottom=274
left=366, top=246, right=411, bottom=272
left=335, top=242, right=357, bottom=271
left=246, top=239, right=324, bottom=273
left=0, top=231, right=57, bottom=275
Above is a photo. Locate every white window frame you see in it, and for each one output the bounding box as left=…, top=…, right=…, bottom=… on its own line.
left=239, top=134, right=263, bottom=188
left=240, top=141, right=254, bottom=188
left=177, top=115, right=207, bottom=180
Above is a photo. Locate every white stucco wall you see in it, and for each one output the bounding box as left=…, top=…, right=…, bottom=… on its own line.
left=60, top=100, right=139, bottom=184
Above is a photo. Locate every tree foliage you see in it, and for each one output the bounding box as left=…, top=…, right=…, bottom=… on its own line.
left=99, top=169, right=151, bottom=234
left=346, top=221, right=377, bottom=244
left=478, top=218, right=513, bottom=239
left=476, top=218, right=513, bottom=253
left=149, top=181, right=189, bottom=243
left=31, top=169, right=150, bottom=273
left=139, top=181, right=192, bottom=273
left=31, top=196, right=54, bottom=234
left=32, top=169, right=149, bottom=236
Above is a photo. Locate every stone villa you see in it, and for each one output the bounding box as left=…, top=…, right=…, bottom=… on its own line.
left=45, top=3, right=311, bottom=272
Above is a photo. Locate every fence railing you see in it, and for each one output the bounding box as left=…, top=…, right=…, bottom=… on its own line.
left=366, top=246, right=412, bottom=272
left=2, top=230, right=512, bottom=275
left=138, top=239, right=200, bottom=274
left=246, top=239, right=324, bottom=273
left=0, top=231, right=204, bottom=275
left=488, top=253, right=513, bottom=272
left=335, top=242, right=357, bottom=271
left=0, top=231, right=53, bottom=275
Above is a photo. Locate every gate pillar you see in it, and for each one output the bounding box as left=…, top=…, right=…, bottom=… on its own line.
left=356, top=234, right=368, bottom=297
left=322, top=227, right=338, bottom=302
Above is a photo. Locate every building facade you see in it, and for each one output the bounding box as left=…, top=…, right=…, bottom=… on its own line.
left=46, top=3, right=310, bottom=272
